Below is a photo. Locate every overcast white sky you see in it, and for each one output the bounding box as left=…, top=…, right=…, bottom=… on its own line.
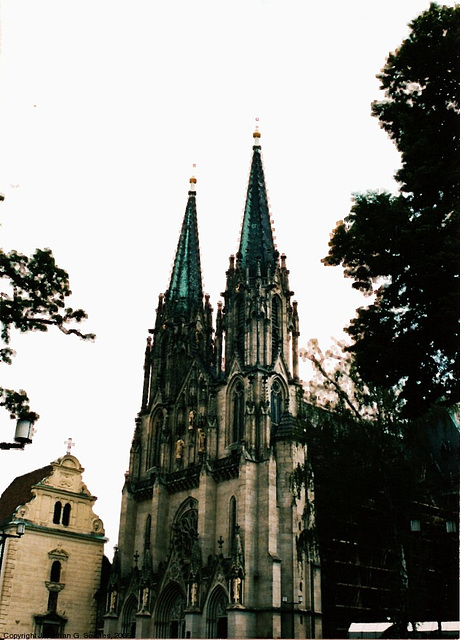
left=0, top=0, right=453, bottom=558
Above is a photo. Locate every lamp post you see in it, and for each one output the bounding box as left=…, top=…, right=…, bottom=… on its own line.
left=0, top=522, right=26, bottom=573
left=0, top=417, right=34, bottom=450
left=282, top=594, right=302, bottom=638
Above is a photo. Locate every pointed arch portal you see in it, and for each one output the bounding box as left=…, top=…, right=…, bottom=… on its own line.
left=206, top=586, right=228, bottom=638
left=121, top=595, right=138, bottom=638
left=155, top=583, right=186, bottom=638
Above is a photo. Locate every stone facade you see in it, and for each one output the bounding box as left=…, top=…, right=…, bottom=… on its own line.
left=0, top=455, right=107, bottom=637
left=107, top=131, right=322, bottom=638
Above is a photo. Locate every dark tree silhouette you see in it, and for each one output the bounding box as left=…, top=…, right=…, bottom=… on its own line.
left=324, top=3, right=459, bottom=417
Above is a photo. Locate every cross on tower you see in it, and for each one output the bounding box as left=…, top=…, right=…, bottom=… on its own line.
left=64, top=437, right=75, bottom=455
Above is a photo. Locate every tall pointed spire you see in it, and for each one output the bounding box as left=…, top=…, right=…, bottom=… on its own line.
left=237, top=125, right=276, bottom=279
left=167, top=171, right=203, bottom=314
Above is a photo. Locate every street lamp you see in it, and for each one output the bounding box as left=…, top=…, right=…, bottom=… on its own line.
left=0, top=522, right=26, bottom=572
left=282, top=594, right=302, bottom=638
left=0, top=417, right=34, bottom=450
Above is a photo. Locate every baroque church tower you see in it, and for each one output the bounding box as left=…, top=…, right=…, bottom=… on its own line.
left=106, top=130, right=322, bottom=639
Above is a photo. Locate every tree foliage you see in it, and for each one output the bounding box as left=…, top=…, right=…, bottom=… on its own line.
left=0, top=247, right=94, bottom=425
left=323, top=3, right=459, bottom=417
left=303, top=337, right=405, bottom=428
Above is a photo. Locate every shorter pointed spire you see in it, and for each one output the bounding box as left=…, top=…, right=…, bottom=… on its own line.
left=167, top=174, right=203, bottom=314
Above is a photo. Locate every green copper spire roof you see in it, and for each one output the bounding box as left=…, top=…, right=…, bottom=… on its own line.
left=167, top=176, right=203, bottom=313
left=238, top=129, right=276, bottom=278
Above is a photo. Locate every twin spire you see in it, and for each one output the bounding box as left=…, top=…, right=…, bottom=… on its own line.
left=167, top=172, right=203, bottom=313
left=167, top=128, right=276, bottom=313
left=238, top=128, right=276, bottom=279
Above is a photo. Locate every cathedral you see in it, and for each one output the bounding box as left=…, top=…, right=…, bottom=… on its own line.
left=105, top=129, right=322, bottom=639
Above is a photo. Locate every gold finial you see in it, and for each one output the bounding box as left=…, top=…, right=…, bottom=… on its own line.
left=253, top=117, right=261, bottom=139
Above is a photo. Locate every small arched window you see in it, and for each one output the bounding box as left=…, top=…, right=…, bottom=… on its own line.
left=62, top=503, right=71, bottom=527
left=50, top=560, right=61, bottom=582
left=233, top=381, right=245, bottom=443
left=53, top=502, right=62, bottom=525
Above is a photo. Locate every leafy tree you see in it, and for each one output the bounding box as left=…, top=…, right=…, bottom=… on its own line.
left=0, top=246, right=94, bottom=429
left=323, top=3, right=459, bottom=417
left=303, top=337, right=405, bottom=428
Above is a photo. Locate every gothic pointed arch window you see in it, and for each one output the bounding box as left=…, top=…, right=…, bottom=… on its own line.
left=147, top=412, right=163, bottom=470
left=232, top=380, right=245, bottom=443
left=270, top=379, right=283, bottom=426
left=272, top=296, right=281, bottom=362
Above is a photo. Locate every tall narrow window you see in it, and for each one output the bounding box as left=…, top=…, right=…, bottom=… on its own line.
left=147, top=414, right=163, bottom=470
left=270, top=380, right=283, bottom=425
left=229, top=496, right=237, bottom=554
left=233, top=381, right=245, bottom=443
left=53, top=502, right=62, bottom=525
left=236, top=299, right=245, bottom=361
left=50, top=561, right=61, bottom=583
left=144, top=514, right=152, bottom=550
left=62, top=503, right=71, bottom=527
left=272, top=297, right=281, bottom=362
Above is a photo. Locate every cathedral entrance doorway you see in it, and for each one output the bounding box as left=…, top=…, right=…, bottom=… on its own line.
left=121, top=595, right=138, bottom=638
left=155, top=584, right=186, bottom=638
left=206, top=587, right=228, bottom=638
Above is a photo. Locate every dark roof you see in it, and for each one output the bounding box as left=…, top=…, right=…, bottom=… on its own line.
left=238, top=141, right=276, bottom=279
left=0, top=465, right=53, bottom=525
left=166, top=187, right=203, bottom=315
left=272, top=411, right=306, bottom=443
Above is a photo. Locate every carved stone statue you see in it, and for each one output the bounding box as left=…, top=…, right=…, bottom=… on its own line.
left=198, top=428, right=206, bottom=452
left=141, top=586, right=149, bottom=610
left=232, top=576, right=242, bottom=604
left=175, top=439, right=185, bottom=460
left=190, top=581, right=198, bottom=607
left=109, top=590, right=117, bottom=613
